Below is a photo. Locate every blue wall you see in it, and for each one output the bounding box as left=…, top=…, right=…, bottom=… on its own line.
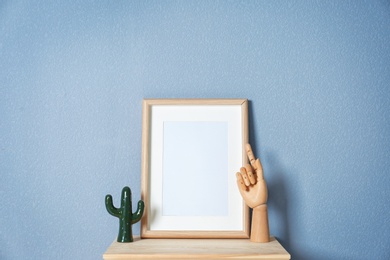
left=1, top=1, right=389, bottom=259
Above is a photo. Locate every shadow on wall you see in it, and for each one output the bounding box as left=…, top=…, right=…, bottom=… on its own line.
left=265, top=152, right=350, bottom=260
left=247, top=101, right=355, bottom=259
left=248, top=101, right=290, bottom=255
left=265, top=152, right=292, bottom=254
left=247, top=100, right=293, bottom=257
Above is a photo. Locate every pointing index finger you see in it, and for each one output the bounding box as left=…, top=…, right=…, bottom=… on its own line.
left=246, top=143, right=265, bottom=180
left=246, top=143, right=257, bottom=170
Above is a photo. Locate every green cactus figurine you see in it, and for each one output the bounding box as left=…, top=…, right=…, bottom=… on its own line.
left=105, top=186, right=144, bottom=242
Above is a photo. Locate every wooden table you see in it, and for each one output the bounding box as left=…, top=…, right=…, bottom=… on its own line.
left=103, top=236, right=290, bottom=259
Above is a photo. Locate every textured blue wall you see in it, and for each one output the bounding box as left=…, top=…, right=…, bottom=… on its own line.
left=1, top=1, right=389, bottom=259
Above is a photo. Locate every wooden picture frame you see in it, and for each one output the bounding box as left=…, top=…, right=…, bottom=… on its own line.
left=141, top=99, right=249, bottom=238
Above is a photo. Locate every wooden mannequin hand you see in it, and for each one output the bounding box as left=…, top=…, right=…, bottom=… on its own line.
left=236, top=144, right=268, bottom=208
left=236, top=143, right=270, bottom=242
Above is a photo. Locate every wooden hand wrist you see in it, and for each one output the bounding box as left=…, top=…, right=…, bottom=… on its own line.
left=250, top=204, right=270, bottom=243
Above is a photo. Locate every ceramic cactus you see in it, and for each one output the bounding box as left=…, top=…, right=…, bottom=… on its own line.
left=105, top=186, right=144, bottom=242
